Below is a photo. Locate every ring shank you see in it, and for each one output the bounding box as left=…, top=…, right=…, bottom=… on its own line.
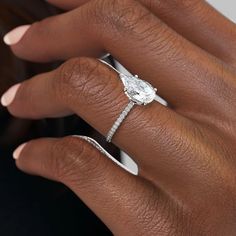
left=106, top=101, right=135, bottom=142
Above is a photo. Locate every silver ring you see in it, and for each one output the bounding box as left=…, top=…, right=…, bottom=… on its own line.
left=99, top=60, right=157, bottom=143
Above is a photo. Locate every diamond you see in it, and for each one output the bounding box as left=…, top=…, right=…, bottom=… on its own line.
left=120, top=74, right=156, bottom=105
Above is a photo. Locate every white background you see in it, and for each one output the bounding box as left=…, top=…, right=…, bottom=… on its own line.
left=122, top=0, right=236, bottom=173
left=207, top=0, right=236, bottom=22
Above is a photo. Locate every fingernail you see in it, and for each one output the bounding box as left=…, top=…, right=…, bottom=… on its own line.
left=1, top=83, right=21, bottom=107
left=13, top=143, right=27, bottom=160
left=3, top=25, right=31, bottom=45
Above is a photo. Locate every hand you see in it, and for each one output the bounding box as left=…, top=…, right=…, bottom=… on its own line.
left=2, top=0, right=236, bottom=235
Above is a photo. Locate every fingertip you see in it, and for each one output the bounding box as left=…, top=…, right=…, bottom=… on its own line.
left=3, top=25, right=31, bottom=46
left=13, top=143, right=27, bottom=160
left=1, top=84, right=21, bottom=107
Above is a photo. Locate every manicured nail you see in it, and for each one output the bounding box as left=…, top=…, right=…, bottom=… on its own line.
left=13, top=143, right=27, bottom=160
left=1, top=83, right=21, bottom=107
left=3, top=25, right=31, bottom=45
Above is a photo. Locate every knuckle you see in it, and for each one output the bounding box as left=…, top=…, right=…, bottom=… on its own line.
left=54, top=57, right=119, bottom=106
left=94, top=0, right=152, bottom=35
left=50, top=136, right=104, bottom=185
left=49, top=136, right=83, bottom=181
left=55, top=57, right=98, bottom=99
left=94, top=0, right=183, bottom=59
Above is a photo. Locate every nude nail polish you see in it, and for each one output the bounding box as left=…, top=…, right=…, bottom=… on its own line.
left=1, top=84, right=21, bottom=107
left=3, top=25, right=31, bottom=45
left=13, top=143, right=27, bottom=160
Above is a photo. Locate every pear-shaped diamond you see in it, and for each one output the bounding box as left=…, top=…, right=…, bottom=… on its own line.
left=120, top=74, right=156, bottom=105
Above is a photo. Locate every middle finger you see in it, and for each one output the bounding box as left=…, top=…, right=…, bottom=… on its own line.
left=8, top=0, right=233, bottom=115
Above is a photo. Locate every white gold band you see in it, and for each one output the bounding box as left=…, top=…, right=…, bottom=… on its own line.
left=106, top=101, right=135, bottom=142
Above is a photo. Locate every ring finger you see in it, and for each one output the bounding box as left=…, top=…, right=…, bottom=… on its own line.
left=1, top=57, right=224, bottom=207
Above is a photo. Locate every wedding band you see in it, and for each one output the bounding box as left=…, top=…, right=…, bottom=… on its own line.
left=99, top=60, right=157, bottom=143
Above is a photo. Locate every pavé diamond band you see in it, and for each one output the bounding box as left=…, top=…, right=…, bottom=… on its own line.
left=106, top=101, right=135, bottom=142
left=100, top=60, right=157, bottom=143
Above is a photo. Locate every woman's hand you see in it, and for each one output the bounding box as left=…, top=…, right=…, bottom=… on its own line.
left=2, top=0, right=236, bottom=235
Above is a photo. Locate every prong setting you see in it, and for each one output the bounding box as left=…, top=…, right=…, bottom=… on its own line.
left=120, top=74, right=157, bottom=106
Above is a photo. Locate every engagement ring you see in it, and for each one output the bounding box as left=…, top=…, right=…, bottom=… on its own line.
left=100, top=60, right=157, bottom=143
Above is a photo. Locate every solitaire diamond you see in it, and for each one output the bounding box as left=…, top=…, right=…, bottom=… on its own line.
left=120, top=74, right=157, bottom=105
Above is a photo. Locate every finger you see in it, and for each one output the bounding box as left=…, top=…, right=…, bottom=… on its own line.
left=46, top=0, right=236, bottom=66
left=14, top=135, right=180, bottom=236
left=2, top=57, right=224, bottom=207
left=5, top=0, right=233, bottom=112
left=145, top=0, right=236, bottom=66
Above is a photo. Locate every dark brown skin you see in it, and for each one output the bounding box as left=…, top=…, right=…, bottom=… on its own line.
left=2, top=0, right=236, bottom=235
